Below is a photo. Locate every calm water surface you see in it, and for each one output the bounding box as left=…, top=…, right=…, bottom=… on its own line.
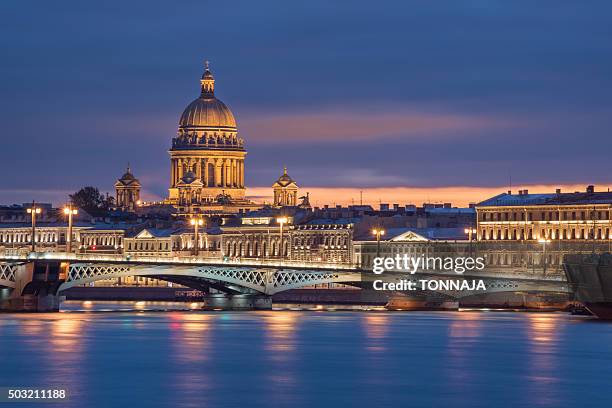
left=1, top=302, right=612, bottom=408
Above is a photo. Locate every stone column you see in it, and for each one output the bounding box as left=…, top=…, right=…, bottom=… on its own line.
left=230, top=159, right=236, bottom=187
left=215, top=159, right=222, bottom=187
left=170, top=159, right=175, bottom=187
left=203, top=159, right=209, bottom=187
left=225, top=159, right=231, bottom=187
left=196, top=158, right=202, bottom=181
left=240, top=160, right=245, bottom=187
left=234, top=160, right=238, bottom=187
left=177, top=158, right=183, bottom=182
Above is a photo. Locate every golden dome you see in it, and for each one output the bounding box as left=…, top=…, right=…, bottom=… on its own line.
left=178, top=62, right=237, bottom=129
left=179, top=98, right=236, bottom=129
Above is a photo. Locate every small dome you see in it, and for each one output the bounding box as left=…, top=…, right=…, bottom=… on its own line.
left=117, top=166, right=140, bottom=186
left=275, top=167, right=296, bottom=187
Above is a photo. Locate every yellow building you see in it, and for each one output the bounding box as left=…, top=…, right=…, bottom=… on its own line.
left=168, top=62, right=246, bottom=205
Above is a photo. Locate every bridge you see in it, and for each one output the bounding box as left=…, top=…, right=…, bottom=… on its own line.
left=0, top=252, right=569, bottom=312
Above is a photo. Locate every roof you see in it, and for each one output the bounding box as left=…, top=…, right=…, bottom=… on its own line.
left=305, top=218, right=358, bottom=226
left=356, top=227, right=468, bottom=242
left=477, top=190, right=612, bottom=207
left=273, top=167, right=297, bottom=187
left=125, top=228, right=177, bottom=239
left=116, top=167, right=141, bottom=186
left=425, top=207, right=475, bottom=215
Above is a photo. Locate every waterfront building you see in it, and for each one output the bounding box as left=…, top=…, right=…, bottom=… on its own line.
left=475, top=186, right=612, bottom=276
left=477, top=185, right=612, bottom=243
left=289, top=220, right=353, bottom=264
left=114, top=166, right=141, bottom=212
left=219, top=209, right=354, bottom=264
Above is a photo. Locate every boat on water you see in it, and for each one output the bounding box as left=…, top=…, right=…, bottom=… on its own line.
left=564, top=253, right=612, bottom=319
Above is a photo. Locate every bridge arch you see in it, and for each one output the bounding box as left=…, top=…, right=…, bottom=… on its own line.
left=58, top=263, right=362, bottom=295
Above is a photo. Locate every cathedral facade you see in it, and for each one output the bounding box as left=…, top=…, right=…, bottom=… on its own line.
left=167, top=63, right=247, bottom=210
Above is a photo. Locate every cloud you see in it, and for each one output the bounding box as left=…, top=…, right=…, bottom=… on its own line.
left=239, top=106, right=516, bottom=144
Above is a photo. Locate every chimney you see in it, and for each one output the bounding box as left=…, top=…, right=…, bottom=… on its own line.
left=507, top=190, right=511, bottom=195
left=380, top=203, right=389, bottom=211
left=556, top=188, right=561, bottom=194
left=523, top=189, right=528, bottom=195
left=393, top=203, right=399, bottom=211
left=586, top=185, right=595, bottom=194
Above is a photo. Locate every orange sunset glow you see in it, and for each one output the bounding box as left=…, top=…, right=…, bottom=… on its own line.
left=247, top=183, right=612, bottom=208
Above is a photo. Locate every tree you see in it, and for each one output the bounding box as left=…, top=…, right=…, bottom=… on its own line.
left=70, top=187, right=107, bottom=213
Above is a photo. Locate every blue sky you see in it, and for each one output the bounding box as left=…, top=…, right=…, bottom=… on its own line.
left=1, top=1, right=611, bottom=204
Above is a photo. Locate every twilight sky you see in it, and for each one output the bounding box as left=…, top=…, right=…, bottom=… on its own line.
left=1, top=1, right=611, bottom=206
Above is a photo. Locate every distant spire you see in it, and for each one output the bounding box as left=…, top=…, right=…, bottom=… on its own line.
left=127, top=162, right=131, bottom=174
left=283, top=166, right=287, bottom=175
left=200, top=59, right=215, bottom=97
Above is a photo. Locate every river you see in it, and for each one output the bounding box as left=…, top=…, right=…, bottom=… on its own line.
left=1, top=301, right=611, bottom=407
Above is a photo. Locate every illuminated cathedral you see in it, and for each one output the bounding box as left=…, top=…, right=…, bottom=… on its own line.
left=115, top=62, right=305, bottom=215
left=165, top=63, right=261, bottom=215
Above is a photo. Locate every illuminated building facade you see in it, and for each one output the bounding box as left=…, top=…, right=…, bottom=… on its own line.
left=219, top=212, right=353, bottom=264
left=476, top=186, right=612, bottom=243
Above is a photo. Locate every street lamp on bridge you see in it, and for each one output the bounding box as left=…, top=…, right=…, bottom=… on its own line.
left=63, top=204, right=78, bottom=254
left=372, top=228, right=385, bottom=258
left=190, top=218, right=204, bottom=256
left=276, top=216, right=288, bottom=262
left=464, top=227, right=477, bottom=256
left=538, top=238, right=551, bottom=275
left=26, top=201, right=42, bottom=253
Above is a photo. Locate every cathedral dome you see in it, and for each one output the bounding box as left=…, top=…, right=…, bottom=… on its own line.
left=179, top=98, right=236, bottom=129
left=178, top=62, right=237, bottom=129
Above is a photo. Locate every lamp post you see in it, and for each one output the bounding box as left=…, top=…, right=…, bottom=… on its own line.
left=276, top=216, right=288, bottom=263
left=464, top=227, right=477, bottom=256
left=538, top=238, right=551, bottom=275
left=26, top=201, right=41, bottom=253
left=190, top=218, right=204, bottom=256
left=372, top=228, right=385, bottom=258
left=63, top=204, right=78, bottom=254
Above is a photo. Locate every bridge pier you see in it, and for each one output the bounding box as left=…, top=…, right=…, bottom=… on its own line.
left=0, top=261, right=66, bottom=312
left=201, top=294, right=272, bottom=310
left=385, top=292, right=459, bottom=311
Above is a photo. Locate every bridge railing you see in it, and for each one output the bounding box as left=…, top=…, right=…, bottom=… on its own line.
left=1, top=251, right=359, bottom=272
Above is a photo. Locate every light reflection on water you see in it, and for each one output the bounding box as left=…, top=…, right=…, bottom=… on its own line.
left=1, top=302, right=612, bottom=408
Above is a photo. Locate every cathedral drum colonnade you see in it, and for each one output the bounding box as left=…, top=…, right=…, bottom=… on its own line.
left=168, top=62, right=246, bottom=205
